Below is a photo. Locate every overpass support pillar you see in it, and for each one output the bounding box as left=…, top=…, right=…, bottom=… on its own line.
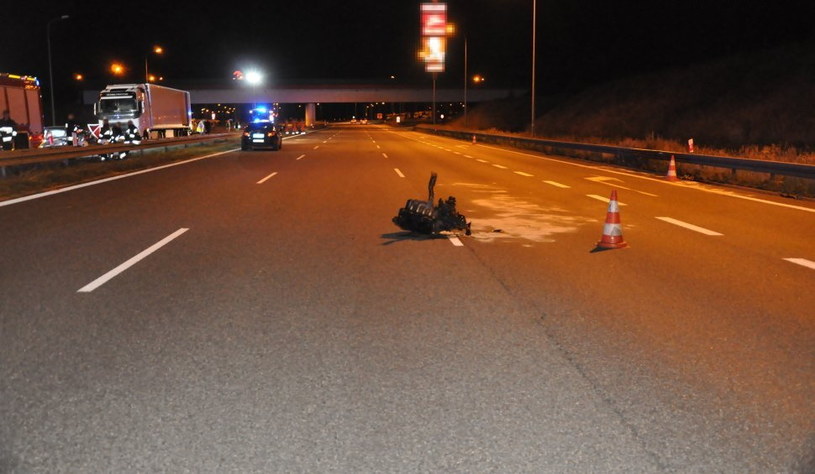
left=305, top=103, right=316, bottom=127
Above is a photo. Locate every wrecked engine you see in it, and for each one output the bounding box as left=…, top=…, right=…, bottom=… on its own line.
left=392, top=172, right=471, bottom=235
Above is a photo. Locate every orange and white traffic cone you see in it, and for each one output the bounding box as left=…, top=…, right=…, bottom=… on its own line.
left=666, top=155, right=679, bottom=182
left=596, top=190, right=628, bottom=249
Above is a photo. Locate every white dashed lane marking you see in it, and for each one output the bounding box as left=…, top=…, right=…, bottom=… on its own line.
left=78, top=228, right=189, bottom=293
left=257, top=172, right=278, bottom=184
left=655, top=217, right=723, bottom=236
left=784, top=258, right=815, bottom=270
left=587, top=194, right=627, bottom=206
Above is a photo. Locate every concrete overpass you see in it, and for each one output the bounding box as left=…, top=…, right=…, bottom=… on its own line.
left=83, top=81, right=526, bottom=125
left=186, top=83, right=525, bottom=105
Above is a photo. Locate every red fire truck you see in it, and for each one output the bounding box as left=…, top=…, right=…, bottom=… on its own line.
left=0, top=73, right=44, bottom=149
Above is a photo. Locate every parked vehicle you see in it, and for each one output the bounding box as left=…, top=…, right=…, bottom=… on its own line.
left=0, top=73, right=44, bottom=149
left=241, top=121, right=283, bottom=151
left=94, top=83, right=191, bottom=140
left=40, top=126, right=70, bottom=147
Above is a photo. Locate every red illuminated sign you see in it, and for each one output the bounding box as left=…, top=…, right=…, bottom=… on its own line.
left=420, top=3, right=448, bottom=73
left=421, top=3, right=447, bottom=36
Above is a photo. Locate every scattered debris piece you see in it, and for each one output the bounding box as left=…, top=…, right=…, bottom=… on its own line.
left=392, top=172, right=471, bottom=235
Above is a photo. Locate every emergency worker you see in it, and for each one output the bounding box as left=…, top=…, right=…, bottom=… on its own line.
left=0, top=110, right=18, bottom=150
left=65, top=113, right=82, bottom=146
left=98, top=119, right=114, bottom=161
left=124, top=120, right=141, bottom=145
left=98, top=119, right=113, bottom=144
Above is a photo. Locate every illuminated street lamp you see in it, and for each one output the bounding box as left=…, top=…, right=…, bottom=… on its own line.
left=47, top=14, right=70, bottom=126
left=245, top=70, right=264, bottom=85
left=110, top=62, right=126, bottom=76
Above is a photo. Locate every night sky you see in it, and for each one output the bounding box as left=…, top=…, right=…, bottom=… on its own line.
left=4, top=1, right=814, bottom=95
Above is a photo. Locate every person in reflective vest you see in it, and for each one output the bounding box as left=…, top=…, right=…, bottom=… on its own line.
left=0, top=110, right=18, bottom=150
left=98, top=119, right=113, bottom=144
left=124, top=120, right=141, bottom=145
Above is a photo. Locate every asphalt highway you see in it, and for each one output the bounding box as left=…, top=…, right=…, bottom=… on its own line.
left=1, top=125, right=814, bottom=472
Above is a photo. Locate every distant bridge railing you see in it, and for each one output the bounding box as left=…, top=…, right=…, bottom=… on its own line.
left=416, top=125, right=815, bottom=181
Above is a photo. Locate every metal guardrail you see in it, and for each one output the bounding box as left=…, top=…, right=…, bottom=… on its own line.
left=416, top=125, right=815, bottom=181
left=0, top=133, right=237, bottom=170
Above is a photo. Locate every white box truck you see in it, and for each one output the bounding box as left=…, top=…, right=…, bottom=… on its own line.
left=94, top=83, right=191, bottom=139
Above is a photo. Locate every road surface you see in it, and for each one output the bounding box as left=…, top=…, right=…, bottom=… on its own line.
left=2, top=126, right=814, bottom=472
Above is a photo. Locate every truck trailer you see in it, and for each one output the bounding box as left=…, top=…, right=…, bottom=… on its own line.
left=94, top=83, right=192, bottom=139
left=0, top=73, right=44, bottom=149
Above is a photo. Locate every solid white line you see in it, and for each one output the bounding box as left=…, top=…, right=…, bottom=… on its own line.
left=544, top=180, right=571, bottom=188
left=296, top=154, right=306, bottom=161
left=448, top=236, right=464, bottom=247
left=0, top=148, right=240, bottom=208
left=394, top=168, right=405, bottom=178
left=78, top=228, right=189, bottom=293
left=655, top=217, right=723, bottom=236
left=783, top=258, right=815, bottom=270
left=382, top=153, right=389, bottom=158
left=587, top=194, right=627, bottom=206
left=514, top=171, right=534, bottom=177
left=257, top=172, right=278, bottom=184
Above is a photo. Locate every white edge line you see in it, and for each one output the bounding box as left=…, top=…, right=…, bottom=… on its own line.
left=448, top=236, right=464, bottom=247
left=655, top=217, right=723, bottom=236
left=257, top=171, right=278, bottom=184
left=0, top=148, right=240, bottom=208
left=783, top=258, right=815, bottom=270
left=78, top=228, right=189, bottom=293
left=394, top=168, right=405, bottom=178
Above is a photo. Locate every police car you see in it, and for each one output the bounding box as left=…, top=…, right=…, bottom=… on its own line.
left=241, top=120, right=283, bottom=151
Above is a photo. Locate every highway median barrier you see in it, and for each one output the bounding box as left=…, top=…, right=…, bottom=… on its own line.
left=415, top=124, right=815, bottom=198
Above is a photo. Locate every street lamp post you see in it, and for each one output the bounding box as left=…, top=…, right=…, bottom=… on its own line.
left=47, top=14, right=70, bottom=126
left=530, top=0, right=537, bottom=137
left=145, top=45, right=163, bottom=83
left=463, top=37, right=468, bottom=128
left=432, top=72, right=437, bottom=126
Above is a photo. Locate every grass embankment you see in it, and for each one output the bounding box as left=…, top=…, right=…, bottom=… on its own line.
left=0, top=138, right=240, bottom=202
left=453, top=40, right=815, bottom=197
